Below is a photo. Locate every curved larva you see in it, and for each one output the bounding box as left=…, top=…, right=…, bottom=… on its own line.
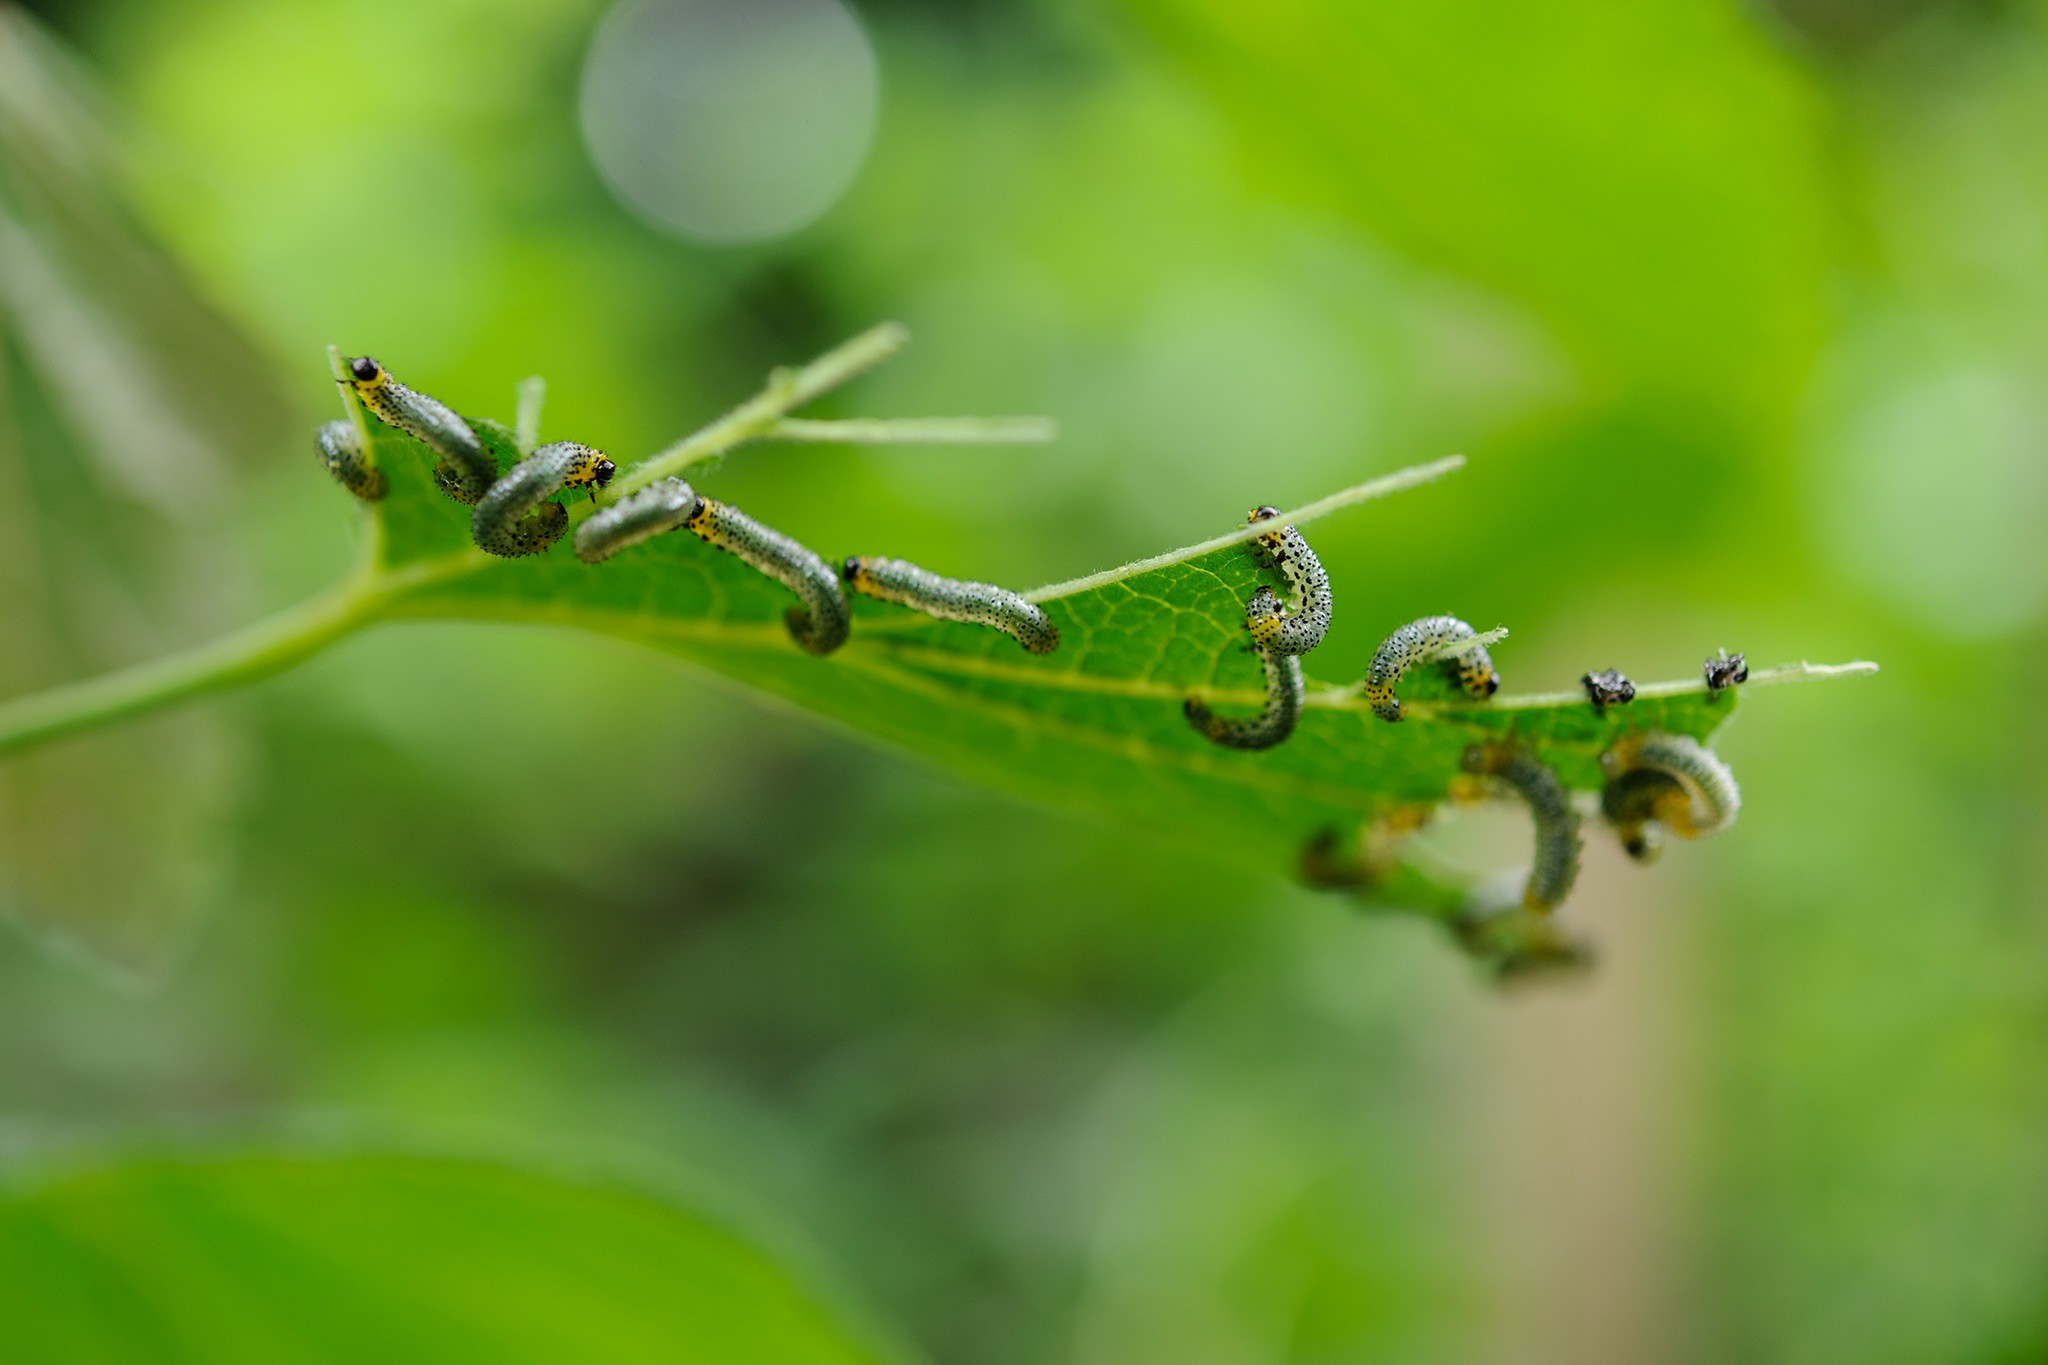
left=1243, top=506, right=1330, bottom=657
left=1451, top=893, right=1594, bottom=980
left=342, top=355, right=498, bottom=504
left=842, top=556, right=1058, bottom=654
left=574, top=477, right=700, bottom=564
left=1599, top=732, right=1740, bottom=861
left=1184, top=648, right=1304, bottom=751
left=684, top=497, right=851, bottom=655
left=314, top=419, right=386, bottom=502
left=1361, top=615, right=1500, bottom=721
left=1462, top=744, right=1582, bottom=912
left=472, top=441, right=617, bottom=559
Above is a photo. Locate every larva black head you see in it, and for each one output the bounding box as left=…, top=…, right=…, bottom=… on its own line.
left=593, top=457, right=617, bottom=488
left=347, top=355, right=382, bottom=384
left=1581, top=668, right=1636, bottom=709
left=1703, top=649, right=1748, bottom=694
left=1480, top=673, right=1500, bottom=698
left=840, top=555, right=864, bottom=584
left=1249, top=505, right=1280, bottom=523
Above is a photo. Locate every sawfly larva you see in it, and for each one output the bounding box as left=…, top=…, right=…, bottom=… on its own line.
left=314, top=419, right=386, bottom=502
left=841, top=555, right=1058, bottom=654
left=685, top=497, right=850, bottom=655
left=342, top=355, right=499, bottom=504
left=1461, top=743, right=1582, bottom=913
left=573, top=477, right=701, bottom=564
left=1361, top=615, right=1500, bottom=721
left=1244, top=505, right=1330, bottom=657
left=471, top=440, right=616, bottom=559
left=1599, top=731, right=1740, bottom=861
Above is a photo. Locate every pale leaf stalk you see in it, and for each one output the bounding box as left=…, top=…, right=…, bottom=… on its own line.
left=604, top=321, right=912, bottom=501
left=1024, top=455, right=1466, bottom=603
left=514, top=375, right=546, bottom=457
left=763, top=416, right=1057, bottom=445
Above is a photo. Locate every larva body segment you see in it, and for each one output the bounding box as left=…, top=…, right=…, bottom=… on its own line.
left=1600, top=731, right=1740, bottom=860
left=471, top=440, right=616, bottom=559
left=1184, top=648, right=1304, bottom=751
left=1462, top=744, right=1583, bottom=912
left=1244, top=506, right=1330, bottom=657
left=1362, top=615, right=1500, bottom=721
left=684, top=497, right=850, bottom=655
left=343, top=355, right=499, bottom=504
left=842, top=556, right=1058, bottom=654
left=314, top=419, right=386, bottom=501
left=574, top=477, right=701, bottom=564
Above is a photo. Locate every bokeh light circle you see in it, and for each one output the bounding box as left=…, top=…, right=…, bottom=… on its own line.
left=578, top=0, right=878, bottom=244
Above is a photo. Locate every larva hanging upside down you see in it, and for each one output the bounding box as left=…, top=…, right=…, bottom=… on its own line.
left=1243, top=505, right=1330, bottom=656
left=841, top=556, right=1059, bottom=654
left=1361, top=615, right=1500, bottom=721
left=1184, top=509, right=1328, bottom=751
left=341, top=355, right=500, bottom=504
left=1461, top=743, right=1582, bottom=913
left=1599, top=731, right=1740, bottom=862
left=1183, top=645, right=1304, bottom=751
left=314, top=419, right=386, bottom=502
left=472, top=440, right=616, bottom=558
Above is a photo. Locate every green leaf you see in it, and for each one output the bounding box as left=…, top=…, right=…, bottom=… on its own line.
left=0, top=327, right=1875, bottom=968
left=0, top=1151, right=903, bottom=1364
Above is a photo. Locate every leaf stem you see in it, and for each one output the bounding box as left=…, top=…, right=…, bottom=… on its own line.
left=762, top=415, right=1057, bottom=445
left=0, top=579, right=377, bottom=756
left=603, top=321, right=912, bottom=501
left=1023, top=455, right=1466, bottom=602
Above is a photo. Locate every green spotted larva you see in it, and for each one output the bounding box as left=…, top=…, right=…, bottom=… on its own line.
left=841, top=556, right=1058, bottom=654
left=685, top=497, right=850, bottom=656
left=1243, top=505, right=1330, bottom=657
left=1599, top=731, right=1740, bottom=861
left=1184, top=645, right=1304, bottom=750
left=1461, top=743, right=1582, bottom=913
left=314, top=419, right=386, bottom=502
left=573, top=477, right=701, bottom=564
left=1361, top=615, right=1500, bottom=721
left=342, top=355, right=499, bottom=504
left=471, top=440, right=616, bottom=559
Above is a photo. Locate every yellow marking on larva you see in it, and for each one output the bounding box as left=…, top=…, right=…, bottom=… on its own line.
left=1362, top=615, right=1501, bottom=721
left=1599, top=731, right=1740, bottom=861
left=682, top=497, right=850, bottom=655
left=342, top=355, right=499, bottom=504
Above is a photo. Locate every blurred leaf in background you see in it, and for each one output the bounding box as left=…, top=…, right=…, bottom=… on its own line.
left=1, top=0, right=2046, bottom=1363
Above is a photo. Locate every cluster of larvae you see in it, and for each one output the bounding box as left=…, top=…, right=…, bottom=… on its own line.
left=317, top=358, right=1748, bottom=954
left=1185, top=511, right=1747, bottom=962
left=318, top=358, right=1058, bottom=658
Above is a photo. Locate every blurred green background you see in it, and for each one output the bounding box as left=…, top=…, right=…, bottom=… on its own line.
left=2, top=0, right=2044, bottom=1360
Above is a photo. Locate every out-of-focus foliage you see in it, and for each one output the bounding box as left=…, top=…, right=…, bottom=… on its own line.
left=2, top=0, right=2045, bottom=1362
left=0, top=1152, right=902, bottom=1363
